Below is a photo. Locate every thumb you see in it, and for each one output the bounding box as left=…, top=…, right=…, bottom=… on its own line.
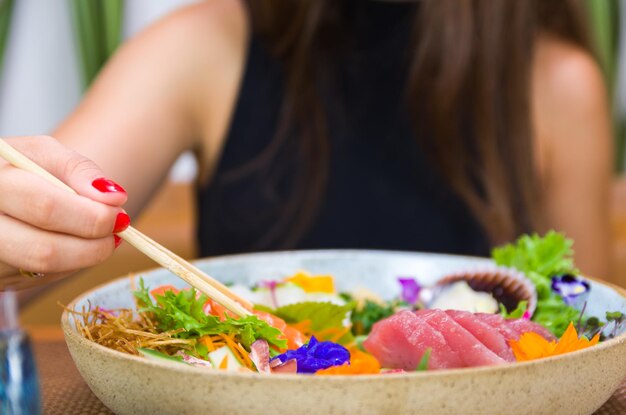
left=4, top=135, right=128, bottom=207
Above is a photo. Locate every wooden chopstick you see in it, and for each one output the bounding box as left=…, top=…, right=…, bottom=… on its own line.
left=0, top=138, right=252, bottom=317
left=121, top=227, right=254, bottom=311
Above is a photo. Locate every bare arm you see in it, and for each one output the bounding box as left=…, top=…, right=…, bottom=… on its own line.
left=532, top=36, right=613, bottom=281
left=55, top=1, right=246, bottom=216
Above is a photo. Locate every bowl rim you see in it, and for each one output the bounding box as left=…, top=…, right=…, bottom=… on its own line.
left=61, top=249, right=626, bottom=382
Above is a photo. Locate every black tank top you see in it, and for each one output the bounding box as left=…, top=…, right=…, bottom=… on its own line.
left=196, top=1, right=490, bottom=257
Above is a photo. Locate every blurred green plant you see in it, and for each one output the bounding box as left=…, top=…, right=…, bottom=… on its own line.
left=0, top=0, right=14, bottom=78
left=69, top=0, right=124, bottom=88
left=586, top=0, right=624, bottom=171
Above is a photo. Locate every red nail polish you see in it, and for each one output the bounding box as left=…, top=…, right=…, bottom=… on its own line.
left=114, top=235, right=122, bottom=249
left=113, top=212, right=131, bottom=233
left=92, top=177, right=126, bottom=194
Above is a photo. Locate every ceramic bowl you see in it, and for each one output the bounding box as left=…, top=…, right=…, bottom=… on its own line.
left=61, top=250, right=626, bottom=415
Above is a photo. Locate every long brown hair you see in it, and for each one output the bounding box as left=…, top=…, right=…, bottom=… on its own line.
left=244, top=0, right=592, bottom=248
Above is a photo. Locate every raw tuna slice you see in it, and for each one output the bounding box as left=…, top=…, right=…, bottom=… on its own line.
left=445, top=310, right=515, bottom=361
left=363, top=310, right=463, bottom=370
left=476, top=313, right=555, bottom=342
left=418, top=309, right=507, bottom=367
left=476, top=313, right=522, bottom=341
left=507, top=319, right=556, bottom=341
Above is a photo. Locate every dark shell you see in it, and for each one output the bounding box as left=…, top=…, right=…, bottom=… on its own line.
left=435, top=268, right=537, bottom=316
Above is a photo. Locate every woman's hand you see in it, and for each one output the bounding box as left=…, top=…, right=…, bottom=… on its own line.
left=0, top=136, right=130, bottom=290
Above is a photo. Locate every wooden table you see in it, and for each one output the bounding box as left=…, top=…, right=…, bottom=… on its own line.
left=28, top=327, right=110, bottom=414
left=29, top=326, right=626, bottom=415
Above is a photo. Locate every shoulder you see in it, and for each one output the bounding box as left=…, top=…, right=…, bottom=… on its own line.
left=533, top=35, right=607, bottom=119
left=531, top=35, right=611, bottom=176
left=124, top=0, right=248, bottom=69
left=103, top=0, right=249, bottom=147
left=152, top=0, right=247, bottom=48
left=93, top=0, right=248, bottom=104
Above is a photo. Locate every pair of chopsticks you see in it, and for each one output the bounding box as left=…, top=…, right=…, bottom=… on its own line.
left=0, top=138, right=252, bottom=317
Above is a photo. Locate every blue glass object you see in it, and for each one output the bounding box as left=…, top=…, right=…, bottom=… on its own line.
left=0, top=292, right=41, bottom=415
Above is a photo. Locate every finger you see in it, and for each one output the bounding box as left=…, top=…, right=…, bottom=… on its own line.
left=3, top=136, right=128, bottom=207
left=0, top=214, right=119, bottom=274
left=0, top=168, right=130, bottom=238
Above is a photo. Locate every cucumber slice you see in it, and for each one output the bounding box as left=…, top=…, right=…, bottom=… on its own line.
left=208, top=346, right=243, bottom=371
left=137, top=348, right=186, bottom=364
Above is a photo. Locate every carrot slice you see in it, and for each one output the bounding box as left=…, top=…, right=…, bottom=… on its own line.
left=219, top=355, right=228, bottom=369
left=200, top=336, right=217, bottom=352
left=215, top=334, right=254, bottom=369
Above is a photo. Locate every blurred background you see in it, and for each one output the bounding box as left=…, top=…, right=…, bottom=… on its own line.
left=1, top=0, right=625, bottom=324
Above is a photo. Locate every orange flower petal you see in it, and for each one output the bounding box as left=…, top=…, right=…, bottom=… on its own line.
left=510, top=332, right=555, bottom=361
left=552, top=323, right=578, bottom=355
left=510, top=322, right=600, bottom=362
left=285, top=272, right=335, bottom=293
left=589, top=333, right=601, bottom=346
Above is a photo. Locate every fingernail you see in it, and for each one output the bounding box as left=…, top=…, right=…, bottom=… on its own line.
left=114, top=235, right=122, bottom=249
left=92, top=177, right=126, bottom=194
left=113, top=212, right=131, bottom=233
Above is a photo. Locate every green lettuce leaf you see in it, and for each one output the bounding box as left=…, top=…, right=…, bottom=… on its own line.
left=491, top=231, right=583, bottom=337
left=492, top=231, right=578, bottom=284
left=134, top=279, right=286, bottom=350
left=530, top=295, right=582, bottom=337
left=271, top=301, right=355, bottom=331
left=351, top=299, right=401, bottom=336
left=499, top=300, right=528, bottom=319
left=263, top=301, right=356, bottom=345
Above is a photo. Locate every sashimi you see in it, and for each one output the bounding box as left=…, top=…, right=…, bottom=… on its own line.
left=507, top=319, right=556, bottom=341
left=477, top=313, right=555, bottom=342
left=363, top=310, right=463, bottom=370
left=444, top=310, right=515, bottom=361
left=419, top=309, right=506, bottom=367
left=477, top=313, right=522, bottom=341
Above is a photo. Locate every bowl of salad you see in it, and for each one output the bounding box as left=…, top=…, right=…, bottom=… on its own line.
left=61, top=232, right=626, bottom=415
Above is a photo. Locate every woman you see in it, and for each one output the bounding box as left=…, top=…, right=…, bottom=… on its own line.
left=0, top=0, right=613, bottom=291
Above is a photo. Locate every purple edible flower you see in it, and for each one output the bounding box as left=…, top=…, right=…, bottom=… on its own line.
left=270, top=336, right=350, bottom=374
left=551, top=274, right=590, bottom=307
left=259, top=280, right=279, bottom=308
left=398, top=277, right=421, bottom=304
